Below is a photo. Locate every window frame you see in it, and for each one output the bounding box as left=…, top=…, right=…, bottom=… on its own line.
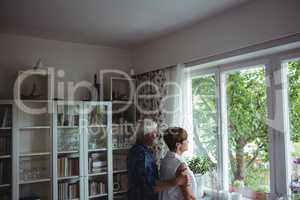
left=186, top=48, right=300, bottom=199
left=279, top=52, right=300, bottom=198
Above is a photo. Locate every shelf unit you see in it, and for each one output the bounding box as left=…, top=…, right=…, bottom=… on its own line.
left=85, top=102, right=112, bottom=200
left=14, top=100, right=53, bottom=200
left=53, top=101, right=81, bottom=200
left=0, top=101, right=12, bottom=200
left=53, top=101, right=113, bottom=200
left=110, top=77, right=137, bottom=200
left=5, top=99, right=114, bottom=200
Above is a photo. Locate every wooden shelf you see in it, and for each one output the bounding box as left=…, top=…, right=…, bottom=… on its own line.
left=20, top=178, right=51, bottom=185
left=88, top=148, right=107, bottom=152
left=112, top=123, right=134, bottom=127
left=20, top=152, right=51, bottom=157
left=87, top=125, right=107, bottom=128
left=88, top=172, right=108, bottom=177
left=58, top=150, right=79, bottom=154
left=57, top=126, right=79, bottom=129
left=113, top=190, right=127, bottom=195
left=0, top=127, right=12, bottom=130
left=113, top=169, right=127, bottom=174
left=0, top=154, right=11, bottom=159
left=89, top=193, right=108, bottom=198
left=20, top=126, right=50, bottom=130
left=112, top=100, right=134, bottom=104
left=18, top=100, right=49, bottom=103
left=113, top=147, right=130, bottom=151
left=57, top=176, right=80, bottom=181
left=0, top=184, right=11, bottom=188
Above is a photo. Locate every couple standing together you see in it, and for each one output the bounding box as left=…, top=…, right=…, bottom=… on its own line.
left=127, top=119, right=197, bottom=200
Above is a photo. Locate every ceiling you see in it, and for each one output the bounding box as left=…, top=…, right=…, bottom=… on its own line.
left=0, top=0, right=250, bottom=48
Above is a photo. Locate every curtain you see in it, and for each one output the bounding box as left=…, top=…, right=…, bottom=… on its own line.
left=135, top=64, right=194, bottom=164
left=164, top=64, right=194, bottom=156
left=135, top=69, right=168, bottom=166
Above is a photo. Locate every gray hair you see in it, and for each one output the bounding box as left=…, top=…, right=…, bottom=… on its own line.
left=135, top=119, right=158, bottom=144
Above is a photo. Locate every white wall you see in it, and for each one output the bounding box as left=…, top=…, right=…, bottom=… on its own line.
left=132, top=0, right=300, bottom=74
left=0, top=33, right=132, bottom=100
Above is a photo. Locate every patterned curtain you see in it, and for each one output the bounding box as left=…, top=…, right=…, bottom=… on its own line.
left=134, top=69, right=168, bottom=167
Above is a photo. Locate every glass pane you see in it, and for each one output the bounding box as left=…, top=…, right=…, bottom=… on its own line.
left=58, top=129, right=80, bottom=152
left=226, top=67, right=270, bottom=199
left=0, top=104, right=12, bottom=200
left=18, top=101, right=52, bottom=200
left=87, top=105, right=107, bottom=126
left=88, top=155, right=108, bottom=198
left=86, top=104, right=109, bottom=199
left=191, top=74, right=219, bottom=193
left=287, top=59, right=300, bottom=199
left=57, top=104, right=80, bottom=127
left=57, top=103, right=81, bottom=200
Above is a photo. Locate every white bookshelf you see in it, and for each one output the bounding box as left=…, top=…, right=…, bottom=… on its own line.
left=85, top=102, right=112, bottom=200
left=0, top=101, right=12, bottom=200
left=53, top=101, right=113, bottom=200
left=53, top=101, right=82, bottom=200
left=14, top=100, right=53, bottom=200
left=4, top=100, right=114, bottom=200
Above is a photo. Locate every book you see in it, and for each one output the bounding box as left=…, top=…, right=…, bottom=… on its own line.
left=58, top=157, right=79, bottom=177
left=58, top=181, right=79, bottom=200
left=0, top=135, right=11, bottom=155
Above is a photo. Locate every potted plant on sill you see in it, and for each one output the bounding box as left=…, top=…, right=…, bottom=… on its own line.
left=229, top=180, right=244, bottom=200
left=255, top=185, right=268, bottom=200
left=187, top=155, right=216, bottom=198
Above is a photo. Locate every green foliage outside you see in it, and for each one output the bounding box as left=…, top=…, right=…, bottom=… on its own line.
left=192, top=60, right=300, bottom=193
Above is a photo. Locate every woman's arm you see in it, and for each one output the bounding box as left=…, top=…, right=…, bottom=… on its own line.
left=177, top=163, right=196, bottom=200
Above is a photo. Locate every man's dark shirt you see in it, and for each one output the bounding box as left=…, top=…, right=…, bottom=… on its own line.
left=127, top=144, right=159, bottom=200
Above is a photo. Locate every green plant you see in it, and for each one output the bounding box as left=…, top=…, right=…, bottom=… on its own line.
left=187, top=155, right=216, bottom=175
left=233, top=180, right=244, bottom=189
left=256, top=185, right=269, bottom=193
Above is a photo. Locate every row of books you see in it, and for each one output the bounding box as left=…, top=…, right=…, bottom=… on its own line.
left=114, top=174, right=128, bottom=192
left=20, top=196, right=41, bottom=200
left=0, top=136, right=11, bottom=155
left=58, top=182, right=79, bottom=200
left=57, top=113, right=79, bottom=126
left=89, top=153, right=107, bottom=174
left=113, top=154, right=127, bottom=171
left=57, top=157, right=79, bottom=177
left=89, top=180, right=106, bottom=196
left=0, top=107, right=12, bottom=128
left=0, top=159, right=11, bottom=184
left=0, top=194, right=10, bottom=200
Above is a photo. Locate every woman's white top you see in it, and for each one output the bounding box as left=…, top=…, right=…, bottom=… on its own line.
left=159, top=151, right=197, bottom=200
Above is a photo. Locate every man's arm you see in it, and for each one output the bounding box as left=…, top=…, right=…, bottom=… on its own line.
left=177, top=163, right=196, bottom=200
left=154, top=167, right=188, bottom=193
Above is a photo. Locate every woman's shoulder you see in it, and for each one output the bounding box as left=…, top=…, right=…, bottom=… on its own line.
left=161, top=151, right=183, bottom=167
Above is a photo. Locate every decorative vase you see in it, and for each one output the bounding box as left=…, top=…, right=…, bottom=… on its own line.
left=194, top=174, right=204, bottom=198
left=230, top=192, right=242, bottom=200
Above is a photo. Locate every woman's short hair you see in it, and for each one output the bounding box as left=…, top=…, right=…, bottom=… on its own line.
left=163, top=127, right=188, bottom=151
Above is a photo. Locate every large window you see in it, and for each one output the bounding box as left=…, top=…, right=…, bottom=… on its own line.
left=286, top=59, right=300, bottom=199
left=192, top=73, right=219, bottom=190
left=188, top=49, right=300, bottom=199
left=225, top=66, right=270, bottom=198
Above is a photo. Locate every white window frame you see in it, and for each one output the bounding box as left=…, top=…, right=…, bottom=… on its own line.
left=187, top=47, right=300, bottom=199
left=188, top=67, right=224, bottom=192
left=278, top=52, right=300, bottom=199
